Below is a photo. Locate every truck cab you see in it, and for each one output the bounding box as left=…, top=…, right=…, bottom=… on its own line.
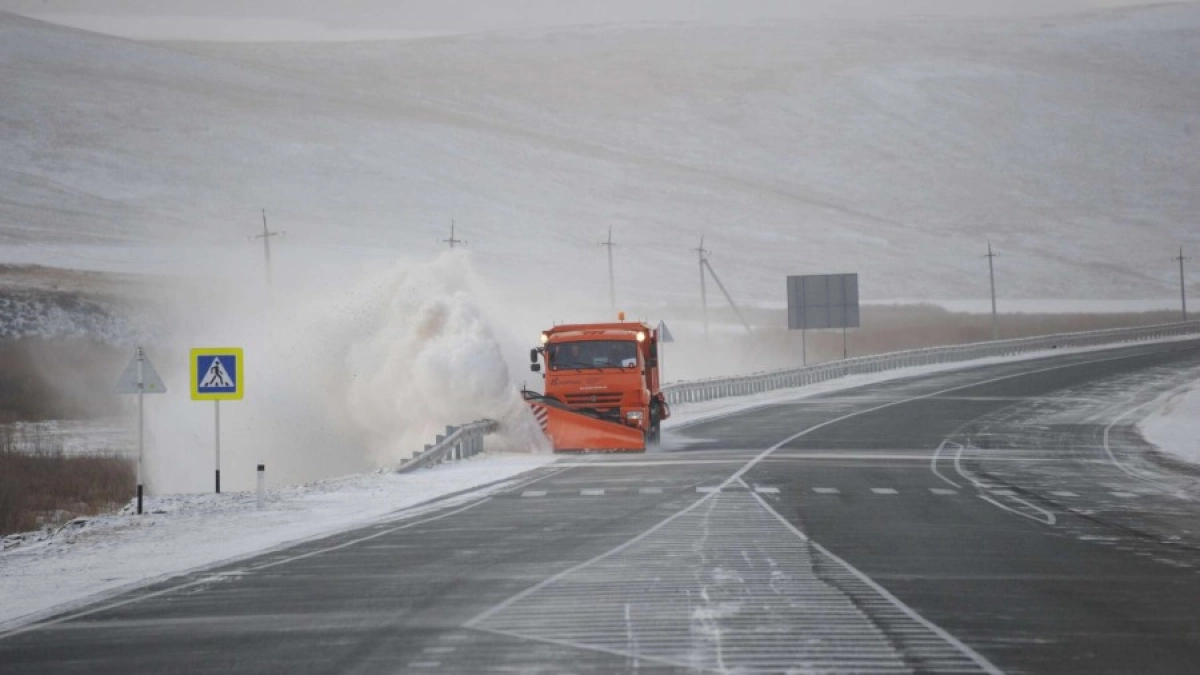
left=530, top=321, right=669, bottom=449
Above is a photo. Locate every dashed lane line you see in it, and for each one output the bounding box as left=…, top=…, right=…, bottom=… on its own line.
left=871, top=488, right=899, bottom=495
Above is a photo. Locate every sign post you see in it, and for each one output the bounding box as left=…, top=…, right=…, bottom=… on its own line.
left=115, top=347, right=166, bottom=515
left=190, top=347, right=244, bottom=494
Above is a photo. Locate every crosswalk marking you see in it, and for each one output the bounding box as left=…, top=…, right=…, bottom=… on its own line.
left=520, top=491, right=546, bottom=498
left=870, top=488, right=898, bottom=495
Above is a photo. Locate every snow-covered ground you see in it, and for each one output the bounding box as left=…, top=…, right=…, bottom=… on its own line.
left=1140, top=380, right=1200, bottom=465
left=0, top=452, right=555, bottom=632
left=1, top=6, right=1198, bottom=305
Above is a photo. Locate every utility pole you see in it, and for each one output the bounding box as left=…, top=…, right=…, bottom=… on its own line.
left=253, top=209, right=283, bottom=287
left=1176, top=246, right=1190, bottom=321
left=701, top=258, right=753, bottom=334
left=442, top=220, right=466, bottom=249
left=986, top=241, right=999, bottom=340
left=600, top=227, right=617, bottom=311
left=695, top=236, right=711, bottom=337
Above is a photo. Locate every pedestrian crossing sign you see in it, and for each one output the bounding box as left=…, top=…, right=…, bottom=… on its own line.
left=190, top=347, right=244, bottom=400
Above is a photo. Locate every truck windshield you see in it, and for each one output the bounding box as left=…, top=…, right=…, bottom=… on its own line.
left=548, top=340, right=638, bottom=370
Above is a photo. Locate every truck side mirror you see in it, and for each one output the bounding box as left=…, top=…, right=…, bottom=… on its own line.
left=530, top=348, right=539, bottom=363
left=530, top=363, right=541, bottom=372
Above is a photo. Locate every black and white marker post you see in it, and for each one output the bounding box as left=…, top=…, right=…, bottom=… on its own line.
left=257, top=464, right=265, bottom=510
left=114, top=347, right=166, bottom=515
left=214, top=400, right=221, bottom=494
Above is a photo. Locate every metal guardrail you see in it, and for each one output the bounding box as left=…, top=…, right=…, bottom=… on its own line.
left=398, top=419, right=497, bottom=473
left=662, top=320, right=1200, bottom=406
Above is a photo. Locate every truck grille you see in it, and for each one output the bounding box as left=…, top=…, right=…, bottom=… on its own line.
left=565, top=392, right=623, bottom=407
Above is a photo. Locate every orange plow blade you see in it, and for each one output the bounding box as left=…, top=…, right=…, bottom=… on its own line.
left=527, top=397, right=646, bottom=452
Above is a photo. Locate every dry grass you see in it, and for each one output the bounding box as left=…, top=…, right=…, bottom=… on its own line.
left=0, top=428, right=133, bottom=536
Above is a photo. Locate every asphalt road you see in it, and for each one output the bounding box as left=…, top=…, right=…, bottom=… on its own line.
left=4, top=340, right=1200, bottom=674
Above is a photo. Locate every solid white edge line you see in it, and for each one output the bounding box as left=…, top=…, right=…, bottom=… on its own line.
left=931, top=441, right=964, bottom=488
left=749, top=490, right=1005, bottom=675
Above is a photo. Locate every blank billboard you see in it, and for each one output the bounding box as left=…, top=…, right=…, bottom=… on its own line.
left=787, top=274, right=860, bottom=330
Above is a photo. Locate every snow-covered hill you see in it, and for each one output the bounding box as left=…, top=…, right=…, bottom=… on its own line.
left=3, top=6, right=1199, bottom=306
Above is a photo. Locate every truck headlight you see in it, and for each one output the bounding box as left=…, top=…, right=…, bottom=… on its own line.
left=626, top=411, right=643, bottom=420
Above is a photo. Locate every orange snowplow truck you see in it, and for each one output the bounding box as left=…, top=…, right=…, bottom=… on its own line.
left=525, top=319, right=670, bottom=452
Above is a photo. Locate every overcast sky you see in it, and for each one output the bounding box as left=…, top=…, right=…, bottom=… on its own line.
left=0, top=0, right=1181, bottom=40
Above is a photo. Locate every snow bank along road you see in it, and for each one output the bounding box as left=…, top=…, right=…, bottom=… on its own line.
left=3, top=340, right=1200, bottom=674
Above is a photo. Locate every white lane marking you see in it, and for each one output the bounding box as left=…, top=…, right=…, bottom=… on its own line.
left=553, top=460, right=743, bottom=467
left=638, top=487, right=663, bottom=495
left=521, top=491, right=547, bottom=498
left=1100, top=383, right=1195, bottom=489
left=870, top=488, right=899, bottom=495
left=696, top=486, right=721, bottom=493
left=580, top=489, right=605, bottom=496
left=1050, top=491, right=1079, bottom=498
left=407, top=661, right=441, bottom=668
left=812, top=487, right=841, bottom=494
left=953, top=442, right=993, bottom=490
left=1110, top=491, right=1139, bottom=498
left=423, top=646, right=457, bottom=654
left=750, top=490, right=1004, bottom=675
left=990, top=489, right=1018, bottom=496
left=978, top=495, right=1056, bottom=526
left=929, top=488, right=958, bottom=495
left=754, top=486, right=780, bottom=494
left=931, top=440, right=963, bottom=488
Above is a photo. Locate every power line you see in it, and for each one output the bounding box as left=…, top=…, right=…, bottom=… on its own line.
left=1175, top=246, right=1190, bottom=321
left=252, top=208, right=284, bottom=287
left=985, top=241, right=999, bottom=340
left=694, top=236, right=711, bottom=337
left=442, top=220, right=466, bottom=249
left=599, top=226, right=617, bottom=311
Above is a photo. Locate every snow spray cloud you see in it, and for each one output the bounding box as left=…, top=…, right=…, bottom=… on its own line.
left=337, top=251, right=547, bottom=465
left=144, top=250, right=545, bottom=494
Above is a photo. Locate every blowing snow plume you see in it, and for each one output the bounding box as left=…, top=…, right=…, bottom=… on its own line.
left=338, top=251, right=546, bottom=465
left=144, top=251, right=544, bottom=494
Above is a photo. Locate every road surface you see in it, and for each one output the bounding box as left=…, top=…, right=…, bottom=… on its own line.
left=4, top=340, right=1200, bottom=673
